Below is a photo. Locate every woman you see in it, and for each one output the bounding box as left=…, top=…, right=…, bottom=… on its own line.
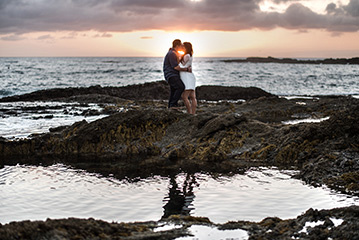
left=179, top=42, right=197, bottom=115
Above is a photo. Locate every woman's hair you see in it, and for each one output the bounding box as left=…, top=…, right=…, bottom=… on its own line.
left=180, top=42, right=193, bottom=63
left=183, top=42, right=193, bottom=56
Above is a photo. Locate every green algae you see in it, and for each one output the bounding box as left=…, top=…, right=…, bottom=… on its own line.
left=275, top=140, right=319, bottom=166
left=190, top=127, right=249, bottom=161
left=328, top=171, right=359, bottom=193
left=251, top=144, right=276, bottom=160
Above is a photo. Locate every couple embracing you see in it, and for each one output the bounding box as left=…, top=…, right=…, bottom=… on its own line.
left=163, top=39, right=197, bottom=115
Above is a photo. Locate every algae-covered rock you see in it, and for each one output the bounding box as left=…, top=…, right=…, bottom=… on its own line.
left=1, top=206, right=359, bottom=240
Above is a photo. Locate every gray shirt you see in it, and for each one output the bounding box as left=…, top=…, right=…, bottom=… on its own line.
left=163, top=48, right=179, bottom=81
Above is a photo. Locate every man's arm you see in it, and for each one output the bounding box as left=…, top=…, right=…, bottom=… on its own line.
left=174, top=65, right=191, bottom=72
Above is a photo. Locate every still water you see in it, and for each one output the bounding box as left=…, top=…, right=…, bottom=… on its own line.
left=0, top=164, right=357, bottom=224
left=0, top=101, right=108, bottom=139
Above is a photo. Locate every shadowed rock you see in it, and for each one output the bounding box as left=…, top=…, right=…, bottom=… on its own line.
left=1, top=206, right=358, bottom=240
left=222, top=56, right=359, bottom=65
left=0, top=81, right=273, bottom=103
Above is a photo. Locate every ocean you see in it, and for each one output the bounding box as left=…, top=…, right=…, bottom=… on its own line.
left=1, top=57, right=358, bottom=98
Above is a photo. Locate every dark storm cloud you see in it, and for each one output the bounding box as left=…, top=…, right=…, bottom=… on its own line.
left=344, top=0, right=359, bottom=17
left=281, top=4, right=325, bottom=29
left=0, top=0, right=358, bottom=35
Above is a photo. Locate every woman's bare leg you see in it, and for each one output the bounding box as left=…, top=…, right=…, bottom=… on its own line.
left=189, top=90, right=197, bottom=115
left=182, top=90, right=191, bottom=114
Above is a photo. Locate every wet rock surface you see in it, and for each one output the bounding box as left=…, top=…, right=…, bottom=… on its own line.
left=0, top=80, right=273, bottom=103
left=1, top=206, right=358, bottom=239
left=1, top=94, right=358, bottom=190
left=1, top=82, right=359, bottom=239
left=222, top=205, right=359, bottom=240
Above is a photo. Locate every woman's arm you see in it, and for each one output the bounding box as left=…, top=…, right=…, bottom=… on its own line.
left=174, top=54, right=192, bottom=72
left=174, top=65, right=191, bottom=72
left=182, top=54, right=190, bottom=65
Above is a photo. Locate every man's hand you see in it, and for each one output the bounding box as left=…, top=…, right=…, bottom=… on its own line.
left=187, top=66, right=192, bottom=73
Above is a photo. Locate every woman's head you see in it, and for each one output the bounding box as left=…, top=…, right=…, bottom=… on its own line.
left=183, top=42, right=193, bottom=56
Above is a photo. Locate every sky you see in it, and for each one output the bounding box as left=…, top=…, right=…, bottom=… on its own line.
left=0, top=0, right=358, bottom=58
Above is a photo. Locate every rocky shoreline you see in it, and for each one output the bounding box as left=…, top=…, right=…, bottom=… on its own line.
left=1, top=206, right=359, bottom=240
left=222, top=56, right=359, bottom=65
left=0, top=80, right=273, bottom=103
left=1, top=81, right=358, bottom=239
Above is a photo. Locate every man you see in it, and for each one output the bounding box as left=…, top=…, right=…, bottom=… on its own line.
left=163, top=39, right=191, bottom=109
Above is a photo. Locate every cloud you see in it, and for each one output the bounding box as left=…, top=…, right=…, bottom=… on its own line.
left=93, top=33, right=113, bottom=38
left=0, top=34, right=26, bottom=41
left=140, top=36, right=154, bottom=39
left=0, top=0, right=358, bottom=34
left=344, top=0, right=359, bottom=17
left=281, top=3, right=325, bottom=29
left=37, top=34, right=54, bottom=40
left=271, top=0, right=297, bottom=4
left=61, top=32, right=79, bottom=39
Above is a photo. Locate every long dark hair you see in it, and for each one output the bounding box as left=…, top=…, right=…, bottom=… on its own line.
left=180, top=42, right=193, bottom=63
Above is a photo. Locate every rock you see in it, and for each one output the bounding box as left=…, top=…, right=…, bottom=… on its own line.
left=222, top=56, right=359, bottom=65
left=0, top=81, right=274, bottom=103
left=1, top=95, right=359, bottom=194
left=196, top=85, right=273, bottom=101
left=196, top=113, right=246, bottom=137
left=1, top=206, right=358, bottom=240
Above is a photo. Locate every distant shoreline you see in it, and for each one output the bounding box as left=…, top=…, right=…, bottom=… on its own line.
left=1, top=56, right=358, bottom=62
left=222, top=56, right=359, bottom=65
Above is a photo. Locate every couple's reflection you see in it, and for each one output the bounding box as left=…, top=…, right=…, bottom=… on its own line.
left=162, top=173, right=198, bottom=219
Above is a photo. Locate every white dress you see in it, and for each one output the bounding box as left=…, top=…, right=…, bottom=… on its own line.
left=179, top=54, right=196, bottom=90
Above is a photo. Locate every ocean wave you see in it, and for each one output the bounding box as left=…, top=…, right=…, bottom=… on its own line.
left=66, top=69, right=130, bottom=75
left=12, top=70, right=25, bottom=74
left=0, top=90, right=13, bottom=97
left=0, top=57, right=358, bottom=97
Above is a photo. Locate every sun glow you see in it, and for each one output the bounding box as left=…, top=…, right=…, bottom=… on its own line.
left=1, top=28, right=358, bottom=58
left=177, top=50, right=185, bottom=55
left=118, top=30, right=217, bottom=57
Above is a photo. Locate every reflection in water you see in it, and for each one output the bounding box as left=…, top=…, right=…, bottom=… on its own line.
left=162, top=174, right=197, bottom=219
left=1, top=164, right=358, bottom=224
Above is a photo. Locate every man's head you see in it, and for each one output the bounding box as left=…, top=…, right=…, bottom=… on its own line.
left=172, top=39, right=182, bottom=50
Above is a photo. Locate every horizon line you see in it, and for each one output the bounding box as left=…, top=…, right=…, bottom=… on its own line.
left=1, top=56, right=358, bottom=59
